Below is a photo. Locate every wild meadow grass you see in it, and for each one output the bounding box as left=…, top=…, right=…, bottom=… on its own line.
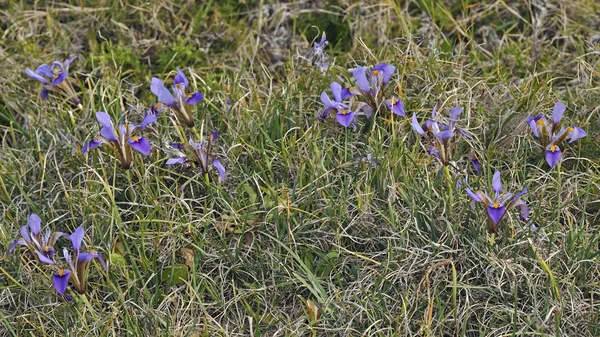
left=1, top=1, right=599, bottom=336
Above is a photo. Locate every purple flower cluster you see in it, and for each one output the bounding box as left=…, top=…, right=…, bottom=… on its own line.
left=307, top=32, right=330, bottom=72
left=318, top=62, right=398, bottom=128
left=48, top=65, right=228, bottom=178
left=166, top=130, right=226, bottom=180
left=410, top=104, right=472, bottom=166
left=25, top=56, right=81, bottom=105
left=10, top=214, right=106, bottom=298
left=527, top=102, right=586, bottom=167
left=313, top=61, right=586, bottom=234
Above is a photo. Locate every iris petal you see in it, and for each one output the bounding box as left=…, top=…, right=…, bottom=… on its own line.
left=513, top=200, right=529, bottom=221
left=466, top=188, right=482, bottom=202
left=470, top=153, right=481, bottom=174
left=184, top=92, right=204, bottom=105
left=82, top=137, right=104, bottom=154
left=340, top=87, right=354, bottom=100
left=52, top=72, right=67, bottom=86
left=545, top=145, right=562, bottom=167
left=35, top=64, right=54, bottom=78
left=487, top=205, right=506, bottom=224
left=552, top=101, right=565, bottom=125
left=28, top=214, right=42, bottom=236
left=386, top=98, right=405, bottom=116
left=372, top=63, right=396, bottom=84
left=70, top=226, right=85, bottom=253
left=139, top=112, right=157, bottom=128
left=568, top=127, right=586, bottom=143
left=528, top=119, right=539, bottom=138
left=355, top=102, right=372, bottom=119
left=173, top=67, right=189, bottom=89
left=8, top=239, right=26, bottom=253
left=435, top=130, right=454, bottom=143
left=166, top=157, right=186, bottom=165
left=426, top=146, right=440, bottom=159
left=79, top=251, right=108, bottom=270
left=431, top=104, right=438, bottom=118
left=52, top=270, right=71, bottom=295
left=512, top=188, right=528, bottom=202
left=492, top=171, right=502, bottom=196
left=455, top=127, right=473, bottom=139
left=351, top=67, right=370, bottom=93
left=151, top=77, right=176, bottom=106
left=96, top=112, right=118, bottom=142
left=411, top=114, right=426, bottom=136
left=35, top=251, right=56, bottom=265
left=330, top=82, right=342, bottom=102
left=317, top=108, right=329, bottom=120
left=20, top=225, right=30, bottom=244
left=335, top=111, right=355, bottom=128
left=449, top=106, right=463, bottom=121
left=25, top=68, right=50, bottom=85
left=320, top=91, right=336, bottom=109
left=213, top=159, right=226, bottom=180
left=128, top=137, right=151, bottom=156
left=63, top=55, right=77, bottom=73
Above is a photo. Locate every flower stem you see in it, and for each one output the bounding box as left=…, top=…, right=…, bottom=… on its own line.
left=443, top=165, right=454, bottom=214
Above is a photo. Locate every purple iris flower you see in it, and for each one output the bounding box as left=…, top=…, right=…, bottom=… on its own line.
left=466, top=170, right=529, bottom=233
left=384, top=97, right=405, bottom=117
left=527, top=101, right=587, bottom=167
left=151, top=67, right=204, bottom=127
left=410, top=105, right=470, bottom=166
left=166, top=130, right=226, bottom=180
left=9, top=213, right=67, bottom=262
left=38, top=226, right=107, bottom=296
left=318, top=81, right=372, bottom=128
left=347, top=63, right=396, bottom=111
left=82, top=111, right=155, bottom=169
left=422, top=105, right=472, bottom=139
left=25, top=56, right=81, bottom=105
left=307, top=32, right=329, bottom=72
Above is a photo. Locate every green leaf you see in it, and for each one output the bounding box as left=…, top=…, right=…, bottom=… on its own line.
left=161, top=264, right=189, bottom=286
left=109, top=253, right=127, bottom=266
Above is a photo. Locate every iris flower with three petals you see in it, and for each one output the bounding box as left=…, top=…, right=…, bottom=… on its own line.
left=151, top=68, right=204, bottom=127
left=9, top=213, right=67, bottom=261
left=466, top=171, right=529, bottom=233
left=82, top=111, right=156, bottom=169
left=25, top=56, right=81, bottom=105
left=527, top=102, right=586, bottom=167
left=38, top=226, right=107, bottom=296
